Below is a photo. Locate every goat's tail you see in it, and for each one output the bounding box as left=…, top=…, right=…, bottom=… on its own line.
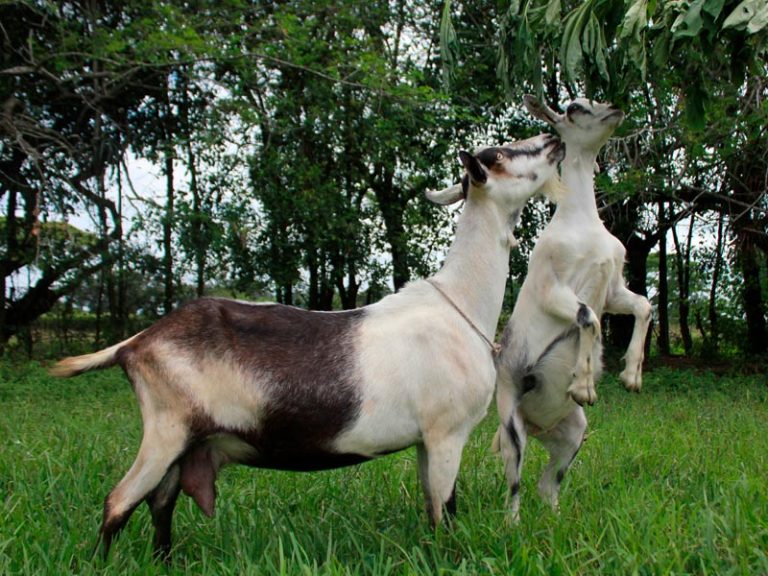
left=49, top=333, right=141, bottom=378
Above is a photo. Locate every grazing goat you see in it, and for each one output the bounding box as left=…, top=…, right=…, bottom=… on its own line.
left=493, top=96, right=652, bottom=519
left=51, top=133, right=565, bottom=558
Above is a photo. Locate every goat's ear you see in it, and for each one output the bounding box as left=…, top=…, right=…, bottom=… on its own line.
left=425, top=183, right=464, bottom=205
left=459, top=150, right=487, bottom=185
left=523, top=94, right=562, bottom=126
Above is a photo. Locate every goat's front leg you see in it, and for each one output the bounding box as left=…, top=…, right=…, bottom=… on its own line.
left=569, top=305, right=600, bottom=406
left=419, top=433, right=467, bottom=526
left=535, top=263, right=601, bottom=406
left=605, top=283, right=652, bottom=392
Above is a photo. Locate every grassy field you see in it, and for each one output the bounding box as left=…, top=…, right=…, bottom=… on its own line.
left=1, top=360, right=766, bottom=575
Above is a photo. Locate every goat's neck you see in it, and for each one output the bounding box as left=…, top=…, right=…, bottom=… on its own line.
left=555, top=147, right=602, bottom=225
left=432, top=196, right=510, bottom=341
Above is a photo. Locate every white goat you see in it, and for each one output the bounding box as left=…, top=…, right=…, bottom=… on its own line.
left=493, top=96, right=652, bottom=519
left=51, top=133, right=565, bottom=558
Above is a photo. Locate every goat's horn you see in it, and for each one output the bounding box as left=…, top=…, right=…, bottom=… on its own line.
left=425, top=183, right=464, bottom=206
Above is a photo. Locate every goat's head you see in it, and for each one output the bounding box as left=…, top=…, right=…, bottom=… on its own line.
left=426, top=133, right=565, bottom=212
left=523, top=95, right=624, bottom=153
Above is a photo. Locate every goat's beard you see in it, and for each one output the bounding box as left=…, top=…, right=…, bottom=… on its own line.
left=539, top=174, right=566, bottom=204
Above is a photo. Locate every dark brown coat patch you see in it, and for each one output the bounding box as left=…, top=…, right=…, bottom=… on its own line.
left=121, top=298, right=367, bottom=470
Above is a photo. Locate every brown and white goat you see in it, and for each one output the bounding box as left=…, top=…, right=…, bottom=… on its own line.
left=51, top=133, right=565, bottom=558
left=493, top=96, right=652, bottom=520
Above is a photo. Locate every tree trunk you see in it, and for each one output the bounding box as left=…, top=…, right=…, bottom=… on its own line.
left=736, top=234, right=767, bottom=355
left=180, top=74, right=206, bottom=298
left=163, top=145, right=175, bottom=314
left=161, top=75, right=176, bottom=315
left=706, top=211, right=725, bottom=353
left=375, top=165, right=410, bottom=291
left=671, top=216, right=694, bottom=355
left=656, top=201, right=670, bottom=356
left=115, top=159, right=127, bottom=339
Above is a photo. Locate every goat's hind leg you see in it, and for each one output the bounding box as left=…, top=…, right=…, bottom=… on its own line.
left=99, top=419, right=188, bottom=558
left=536, top=407, right=587, bottom=511
left=495, top=409, right=527, bottom=522
left=146, top=463, right=182, bottom=561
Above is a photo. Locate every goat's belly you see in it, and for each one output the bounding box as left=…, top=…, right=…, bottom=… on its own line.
left=188, top=433, right=387, bottom=477
left=331, top=411, right=421, bottom=457
left=218, top=405, right=416, bottom=471
left=246, top=450, right=374, bottom=472
left=519, top=381, right=576, bottom=433
left=517, top=334, right=579, bottom=432
left=226, top=431, right=404, bottom=472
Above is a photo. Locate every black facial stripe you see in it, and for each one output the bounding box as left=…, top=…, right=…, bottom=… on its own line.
left=476, top=146, right=547, bottom=168
left=461, top=174, right=469, bottom=198
left=567, top=103, right=592, bottom=116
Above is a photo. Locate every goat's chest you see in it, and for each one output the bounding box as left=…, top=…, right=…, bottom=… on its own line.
left=547, top=233, right=623, bottom=305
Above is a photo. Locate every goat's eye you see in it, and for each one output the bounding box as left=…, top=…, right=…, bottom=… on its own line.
left=496, top=152, right=504, bottom=162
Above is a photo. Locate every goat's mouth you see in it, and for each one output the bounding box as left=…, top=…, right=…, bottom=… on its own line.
left=601, top=109, right=625, bottom=124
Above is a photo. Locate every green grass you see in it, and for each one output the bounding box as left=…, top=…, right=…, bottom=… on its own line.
left=1, top=360, right=766, bottom=575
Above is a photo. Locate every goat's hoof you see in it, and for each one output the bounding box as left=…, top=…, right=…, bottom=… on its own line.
left=567, top=383, right=597, bottom=406
left=505, top=510, right=521, bottom=527
left=620, top=367, right=642, bottom=393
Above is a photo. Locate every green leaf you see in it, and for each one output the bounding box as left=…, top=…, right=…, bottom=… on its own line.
left=507, top=0, right=522, bottom=17
left=746, top=2, right=768, bottom=32
left=545, top=0, right=561, bottom=27
left=702, top=0, right=726, bottom=19
left=651, top=27, right=671, bottom=69
left=595, top=20, right=609, bottom=81
left=560, top=4, right=589, bottom=81
left=671, top=0, right=706, bottom=38
left=684, top=83, right=707, bottom=130
left=439, top=0, right=459, bottom=89
left=583, top=13, right=597, bottom=53
left=619, top=0, right=648, bottom=41
left=722, top=0, right=761, bottom=29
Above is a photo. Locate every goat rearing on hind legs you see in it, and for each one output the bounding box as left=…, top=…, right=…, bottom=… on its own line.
left=493, top=96, right=652, bottom=521
left=51, top=133, right=565, bottom=560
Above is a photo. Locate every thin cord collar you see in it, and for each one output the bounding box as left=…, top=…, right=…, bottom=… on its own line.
left=426, top=279, right=501, bottom=357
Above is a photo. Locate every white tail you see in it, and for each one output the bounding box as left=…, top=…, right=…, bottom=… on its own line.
left=49, top=333, right=141, bottom=377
